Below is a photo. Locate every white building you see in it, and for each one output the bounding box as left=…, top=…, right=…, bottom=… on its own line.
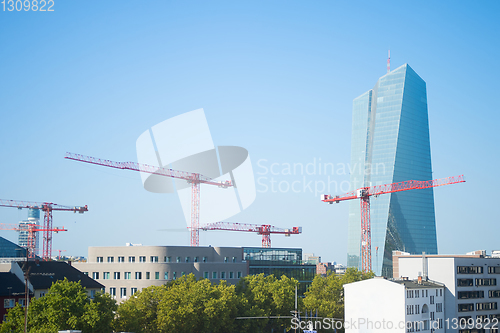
left=344, top=277, right=445, bottom=333
left=73, top=244, right=249, bottom=303
left=394, top=251, right=500, bottom=333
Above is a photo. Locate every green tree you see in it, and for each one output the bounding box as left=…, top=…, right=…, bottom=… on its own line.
left=156, top=274, right=242, bottom=333
left=236, top=274, right=300, bottom=332
left=303, top=267, right=374, bottom=332
left=113, top=285, right=168, bottom=333
left=0, top=278, right=116, bottom=333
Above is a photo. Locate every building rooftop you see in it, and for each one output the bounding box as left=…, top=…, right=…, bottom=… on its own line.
left=390, top=278, right=444, bottom=289
left=21, top=261, right=103, bottom=290
left=0, top=272, right=28, bottom=296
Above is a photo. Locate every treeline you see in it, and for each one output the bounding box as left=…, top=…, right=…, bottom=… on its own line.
left=1, top=268, right=373, bottom=333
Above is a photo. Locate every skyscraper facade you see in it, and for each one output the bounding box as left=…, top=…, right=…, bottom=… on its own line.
left=347, top=64, right=437, bottom=277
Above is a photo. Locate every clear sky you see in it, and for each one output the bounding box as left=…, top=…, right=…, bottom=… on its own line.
left=1, top=0, right=499, bottom=264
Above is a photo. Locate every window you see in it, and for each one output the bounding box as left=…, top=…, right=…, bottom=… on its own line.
left=18, top=299, right=25, bottom=307
left=97, top=256, right=103, bottom=263
left=176, top=257, right=181, bottom=263
left=114, top=272, right=120, bottom=280
left=181, top=272, right=185, bottom=276
left=458, top=290, right=484, bottom=299
left=90, top=290, right=96, bottom=299
left=237, top=271, right=242, bottom=278
left=458, top=303, right=474, bottom=312
left=83, top=272, right=88, bottom=275
left=185, top=257, right=190, bottom=263
left=120, top=288, right=126, bottom=298
left=155, top=272, right=159, bottom=280
left=212, top=272, right=217, bottom=279
left=457, top=279, right=473, bottom=287
left=118, top=256, right=125, bottom=263
left=430, top=296, right=434, bottom=304
left=440, top=289, right=442, bottom=297
left=131, top=288, right=137, bottom=296
left=166, top=256, right=171, bottom=263
left=436, top=303, right=443, bottom=312
left=129, top=256, right=135, bottom=263
left=224, top=257, right=228, bottom=263
left=107, top=256, right=114, bottom=263
left=489, top=290, right=500, bottom=298
left=415, top=304, right=420, bottom=314
left=436, top=289, right=438, bottom=296
left=173, top=272, right=177, bottom=280
left=203, top=257, right=207, bottom=263
left=415, top=290, right=419, bottom=298
left=221, top=272, right=226, bottom=279
left=204, top=272, right=209, bottom=279
left=125, top=272, right=131, bottom=279
left=194, top=257, right=199, bottom=262
left=135, top=272, right=142, bottom=280
left=232, top=257, right=236, bottom=263
left=476, top=278, right=497, bottom=286
left=139, top=256, right=146, bottom=263
left=146, top=272, right=150, bottom=279
left=103, top=272, right=110, bottom=280
left=489, top=266, right=500, bottom=274
left=430, top=312, right=435, bottom=320
left=477, top=302, right=498, bottom=311
left=438, top=319, right=443, bottom=329
left=109, top=288, right=116, bottom=297
left=4, top=299, right=15, bottom=308
left=92, top=272, right=99, bottom=279
left=151, top=256, right=158, bottom=263
left=229, top=272, right=234, bottom=279
left=426, top=290, right=428, bottom=297
left=457, top=266, right=483, bottom=274
left=164, top=272, right=168, bottom=280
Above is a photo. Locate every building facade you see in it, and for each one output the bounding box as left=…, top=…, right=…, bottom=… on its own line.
left=73, top=245, right=249, bottom=303
left=348, top=64, right=437, bottom=277
left=344, top=277, right=445, bottom=333
left=395, top=251, right=500, bottom=333
left=243, top=247, right=315, bottom=294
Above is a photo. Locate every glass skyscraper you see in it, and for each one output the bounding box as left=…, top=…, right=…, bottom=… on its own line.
left=347, top=64, right=437, bottom=277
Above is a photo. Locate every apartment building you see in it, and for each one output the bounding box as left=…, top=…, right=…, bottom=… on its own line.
left=394, top=250, right=500, bottom=333
left=345, top=277, right=445, bottom=333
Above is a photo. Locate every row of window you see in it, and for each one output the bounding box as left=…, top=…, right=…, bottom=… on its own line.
left=88, top=271, right=243, bottom=280
left=458, top=266, right=500, bottom=275
left=458, top=290, right=500, bottom=299
left=459, top=302, right=498, bottom=312
left=3, top=298, right=25, bottom=309
left=458, top=279, right=497, bottom=287
left=406, top=288, right=442, bottom=298
left=96, top=256, right=238, bottom=263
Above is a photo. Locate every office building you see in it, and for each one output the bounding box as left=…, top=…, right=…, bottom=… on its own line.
left=394, top=250, right=500, bottom=332
left=18, top=208, right=40, bottom=254
left=344, top=277, right=445, bottom=333
left=73, top=245, right=249, bottom=303
left=0, top=236, right=27, bottom=263
left=243, top=247, right=316, bottom=294
left=348, top=64, right=436, bottom=277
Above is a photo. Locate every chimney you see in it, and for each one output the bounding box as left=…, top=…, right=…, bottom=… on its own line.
left=418, top=276, right=422, bottom=284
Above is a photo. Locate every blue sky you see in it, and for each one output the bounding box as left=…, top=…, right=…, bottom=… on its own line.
left=0, top=1, right=499, bottom=263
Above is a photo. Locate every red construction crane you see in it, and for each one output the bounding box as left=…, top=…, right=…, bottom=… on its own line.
left=201, top=222, right=302, bottom=248
left=52, top=249, right=67, bottom=260
left=0, top=223, right=68, bottom=260
left=321, top=175, right=465, bottom=273
left=0, top=199, right=87, bottom=260
left=64, top=152, right=232, bottom=247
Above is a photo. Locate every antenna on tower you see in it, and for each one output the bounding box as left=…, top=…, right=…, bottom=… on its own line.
left=387, top=50, right=391, bottom=73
